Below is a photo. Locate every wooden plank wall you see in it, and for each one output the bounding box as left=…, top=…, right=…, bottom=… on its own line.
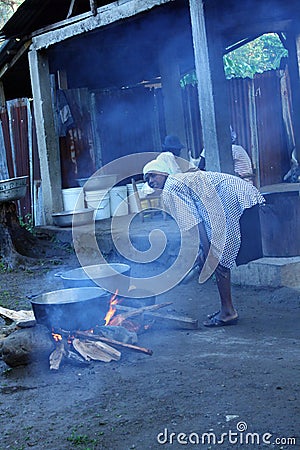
left=0, top=99, right=39, bottom=219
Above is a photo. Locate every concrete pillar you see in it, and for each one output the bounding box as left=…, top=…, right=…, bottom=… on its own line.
left=28, top=47, right=63, bottom=224
left=189, top=0, right=233, bottom=173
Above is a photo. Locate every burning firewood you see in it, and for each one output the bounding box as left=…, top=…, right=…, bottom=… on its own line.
left=49, top=341, right=65, bottom=370
left=95, top=325, right=138, bottom=344
left=65, top=349, right=90, bottom=366
left=72, top=338, right=121, bottom=362
left=108, top=302, right=173, bottom=326
left=49, top=338, right=90, bottom=370
left=74, top=331, right=153, bottom=356
left=116, top=305, right=199, bottom=330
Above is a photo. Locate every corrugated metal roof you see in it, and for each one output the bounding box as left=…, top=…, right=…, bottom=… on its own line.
left=0, top=0, right=112, bottom=98
left=0, top=0, right=109, bottom=39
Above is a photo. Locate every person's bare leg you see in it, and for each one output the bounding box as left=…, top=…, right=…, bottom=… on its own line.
left=204, top=265, right=238, bottom=326
left=215, top=265, right=237, bottom=320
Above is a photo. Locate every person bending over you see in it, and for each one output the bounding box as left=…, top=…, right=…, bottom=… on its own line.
left=143, top=158, right=265, bottom=327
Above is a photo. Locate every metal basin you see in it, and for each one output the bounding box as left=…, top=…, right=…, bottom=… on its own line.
left=31, top=287, right=111, bottom=330
left=52, top=208, right=94, bottom=227
left=0, top=176, right=28, bottom=202
left=56, top=263, right=131, bottom=295
left=76, top=174, right=117, bottom=190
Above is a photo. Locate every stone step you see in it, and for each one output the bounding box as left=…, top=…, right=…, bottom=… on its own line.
left=231, top=256, right=300, bottom=288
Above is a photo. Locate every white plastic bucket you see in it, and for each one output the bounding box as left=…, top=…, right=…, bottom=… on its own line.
left=127, top=183, right=144, bottom=213
left=62, top=187, right=84, bottom=211
left=85, top=189, right=110, bottom=220
left=109, top=186, right=128, bottom=217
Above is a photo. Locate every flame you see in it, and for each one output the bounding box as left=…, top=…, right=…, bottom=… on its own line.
left=52, top=332, right=62, bottom=342
left=104, top=290, right=119, bottom=326
left=108, top=315, right=124, bottom=327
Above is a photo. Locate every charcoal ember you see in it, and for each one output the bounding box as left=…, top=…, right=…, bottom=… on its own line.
left=95, top=325, right=138, bottom=344
left=0, top=324, right=55, bottom=367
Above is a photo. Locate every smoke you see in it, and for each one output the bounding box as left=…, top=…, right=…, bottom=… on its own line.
left=72, top=153, right=227, bottom=297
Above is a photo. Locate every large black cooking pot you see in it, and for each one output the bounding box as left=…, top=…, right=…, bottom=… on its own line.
left=56, top=263, right=131, bottom=296
left=31, top=287, right=111, bottom=331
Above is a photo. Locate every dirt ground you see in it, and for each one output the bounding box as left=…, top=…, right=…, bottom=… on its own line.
left=0, top=227, right=299, bottom=450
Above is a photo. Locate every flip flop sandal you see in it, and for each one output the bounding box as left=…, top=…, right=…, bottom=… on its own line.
left=207, top=310, right=220, bottom=319
left=203, top=315, right=239, bottom=327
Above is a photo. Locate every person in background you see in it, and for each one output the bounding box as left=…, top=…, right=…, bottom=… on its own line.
left=231, top=128, right=254, bottom=183
left=194, top=128, right=255, bottom=183
left=143, top=158, right=265, bottom=327
left=160, top=134, right=194, bottom=173
left=162, top=134, right=184, bottom=155
left=283, top=148, right=300, bottom=183
left=153, top=134, right=199, bottom=174
left=191, top=148, right=205, bottom=170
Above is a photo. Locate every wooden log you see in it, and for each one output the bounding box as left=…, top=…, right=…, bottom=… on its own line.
left=49, top=340, right=90, bottom=370
left=73, top=331, right=153, bottom=356
left=109, top=302, right=172, bottom=326
left=65, top=349, right=90, bottom=366
left=0, top=306, right=35, bottom=324
left=16, top=320, right=37, bottom=328
left=116, top=305, right=198, bottom=330
left=49, top=341, right=65, bottom=370
left=94, top=325, right=138, bottom=344
left=72, top=338, right=121, bottom=362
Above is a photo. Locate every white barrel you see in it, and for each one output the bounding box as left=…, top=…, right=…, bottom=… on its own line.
left=85, top=189, right=110, bottom=220
left=109, top=186, right=128, bottom=217
left=127, top=183, right=144, bottom=213
left=62, top=187, right=84, bottom=211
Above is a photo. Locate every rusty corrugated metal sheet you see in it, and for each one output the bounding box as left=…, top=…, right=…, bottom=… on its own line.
left=0, top=107, right=14, bottom=177
left=228, top=71, right=290, bottom=186
left=31, top=105, right=40, bottom=180
left=254, top=71, right=289, bottom=186
left=6, top=99, right=31, bottom=218
left=228, top=77, right=252, bottom=157
left=182, top=70, right=290, bottom=187
left=0, top=99, right=41, bottom=220
left=182, top=83, right=203, bottom=159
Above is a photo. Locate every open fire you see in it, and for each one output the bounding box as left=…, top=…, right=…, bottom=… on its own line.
left=102, top=290, right=151, bottom=332
left=0, top=295, right=198, bottom=370
left=104, top=289, right=119, bottom=326
left=48, top=290, right=170, bottom=370
left=52, top=332, right=63, bottom=342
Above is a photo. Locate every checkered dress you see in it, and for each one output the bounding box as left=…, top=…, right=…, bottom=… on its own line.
left=163, top=171, right=265, bottom=268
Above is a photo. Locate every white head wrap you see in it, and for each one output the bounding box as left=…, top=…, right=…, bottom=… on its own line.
left=143, top=152, right=181, bottom=176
